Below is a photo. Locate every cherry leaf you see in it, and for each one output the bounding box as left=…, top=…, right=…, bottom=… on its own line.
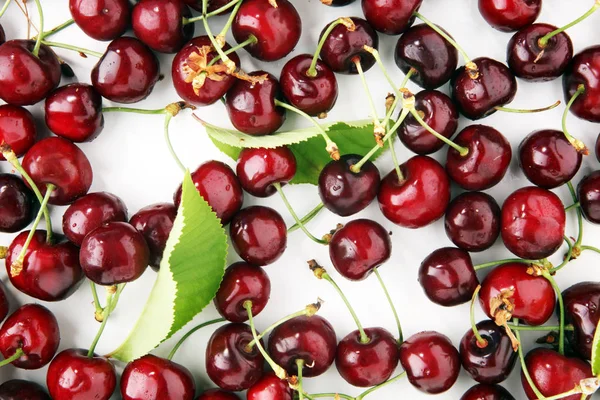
left=592, top=318, right=600, bottom=375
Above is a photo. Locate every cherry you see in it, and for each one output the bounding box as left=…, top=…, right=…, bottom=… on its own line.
left=578, top=171, right=600, bottom=223
left=378, top=155, right=450, bottom=228
left=446, top=125, right=512, bottom=191
left=174, top=160, right=243, bottom=225
left=0, top=304, right=60, bottom=369
left=0, top=105, right=37, bottom=159
left=184, top=0, right=232, bottom=13
left=478, top=0, right=541, bottom=32
left=0, top=283, right=7, bottom=322
left=336, top=327, right=399, bottom=387
left=22, top=137, right=93, bottom=206
left=62, top=192, right=128, bottom=246
left=361, top=0, right=422, bottom=35
left=563, top=45, right=600, bottom=123
left=0, top=379, right=51, bottom=400
left=214, top=262, right=271, bottom=323
left=562, top=282, right=600, bottom=360
left=120, top=354, right=196, bottom=400
left=132, top=0, right=193, bottom=53
left=507, top=24, right=573, bottom=82
left=0, top=25, right=4, bottom=45
left=318, top=154, right=380, bottom=217
left=196, top=389, right=239, bottom=400
left=130, top=203, right=177, bottom=270
left=236, top=147, right=296, bottom=197
left=205, top=323, right=264, bottom=391
left=69, top=0, right=131, bottom=41
left=229, top=206, right=287, bottom=266
left=6, top=230, right=84, bottom=301
left=47, top=348, right=117, bottom=400
left=91, top=37, right=160, bottom=104
left=394, top=24, right=459, bottom=89
left=0, top=174, right=37, bottom=233
left=461, top=384, right=515, bottom=400
left=247, top=372, right=293, bottom=400
left=268, top=315, right=337, bottom=377
left=501, top=186, right=566, bottom=259
left=479, top=263, right=556, bottom=326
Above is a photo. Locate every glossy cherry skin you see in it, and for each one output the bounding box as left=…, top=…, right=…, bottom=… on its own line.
left=132, top=0, right=193, bottom=53
left=229, top=206, right=287, bottom=266
left=398, top=90, right=458, bottom=154
left=450, top=58, right=517, bottom=120
left=460, top=384, right=515, bottom=400
left=62, top=192, right=128, bottom=246
left=479, top=263, right=556, bottom=326
left=196, top=389, right=239, bottom=400
left=563, top=45, right=600, bottom=122
left=22, top=137, right=93, bottom=205
left=361, top=0, right=421, bottom=34
left=501, top=186, right=566, bottom=259
left=232, top=0, right=301, bottom=62
left=399, top=331, right=460, bottom=394
left=0, top=283, right=8, bottom=322
left=121, top=354, right=195, bottom=400
left=578, top=171, right=600, bottom=224
left=521, top=348, right=593, bottom=400
left=445, top=192, right=500, bottom=252
left=318, top=154, right=380, bottom=217
left=418, top=247, right=479, bottom=307
left=0, top=379, right=51, bottom=400
left=236, top=147, right=296, bottom=197
left=225, top=72, right=286, bottom=135
left=174, top=160, right=243, bottom=225
left=0, top=304, right=60, bottom=370
left=329, top=219, right=391, bottom=281
left=280, top=54, right=338, bottom=117
left=0, top=174, right=37, bottom=233
left=562, top=282, right=600, bottom=360
left=130, top=203, right=177, bottom=270
left=214, top=262, right=271, bottom=323
left=378, top=155, right=450, bottom=228
left=336, top=327, right=399, bottom=387
left=507, top=23, right=573, bottom=82
left=69, top=0, right=131, bottom=41
left=205, top=323, right=264, bottom=391
left=172, top=36, right=240, bottom=106
left=6, top=230, right=84, bottom=301
left=0, top=105, right=37, bottom=159
left=446, top=125, right=512, bottom=191
left=478, top=0, right=541, bottom=32
left=268, top=315, right=337, bottom=378
left=91, top=37, right=160, bottom=104
left=247, top=372, right=293, bottom=400
left=319, top=17, right=378, bottom=74
left=395, top=24, right=458, bottom=89
left=47, top=348, right=117, bottom=400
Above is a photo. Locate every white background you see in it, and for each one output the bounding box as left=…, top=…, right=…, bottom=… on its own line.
left=1, top=0, right=600, bottom=398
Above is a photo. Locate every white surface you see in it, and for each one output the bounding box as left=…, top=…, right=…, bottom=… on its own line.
left=1, top=0, right=600, bottom=398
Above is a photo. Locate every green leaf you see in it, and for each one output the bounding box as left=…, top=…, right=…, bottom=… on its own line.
left=109, top=172, right=228, bottom=362
left=592, top=318, right=600, bottom=375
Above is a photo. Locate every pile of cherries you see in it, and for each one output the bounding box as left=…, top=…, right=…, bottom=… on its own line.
left=1, top=0, right=600, bottom=399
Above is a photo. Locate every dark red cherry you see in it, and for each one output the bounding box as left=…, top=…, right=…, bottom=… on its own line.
left=214, top=262, right=271, bottom=323
left=174, top=160, right=243, bottom=225
left=459, top=320, right=517, bottom=384
left=0, top=379, right=51, bottom=400
left=450, top=57, right=517, bottom=120
left=399, top=331, right=460, bottom=394
left=121, top=354, right=195, bottom=400
left=378, top=155, right=450, bottom=228
left=129, top=203, right=177, bottom=270
left=461, top=384, right=515, bottom=400
left=6, top=231, right=84, bottom=301
left=196, top=389, right=239, bottom=400
left=336, top=327, right=399, bottom=387
left=398, top=90, right=459, bottom=154
left=445, top=192, right=501, bottom=252
left=328, top=219, right=391, bottom=281
left=0, top=283, right=8, bottom=322
left=563, top=45, right=600, bottom=123
left=418, top=247, right=479, bottom=307
left=319, top=17, right=378, bottom=74
left=479, top=263, right=556, bottom=326
left=361, top=0, right=422, bottom=34
left=62, top=192, right=128, bottom=246
left=394, top=24, right=459, bottom=89
left=578, top=171, right=600, bottom=224
left=268, top=315, right=337, bottom=378
left=229, top=206, right=287, bottom=266
left=184, top=0, right=232, bottom=13
left=501, top=186, right=566, bottom=259
left=446, top=125, right=512, bottom=190
left=280, top=54, right=338, bottom=117
left=478, top=0, right=541, bottom=32
left=507, top=23, right=573, bottom=82
left=80, top=221, right=150, bottom=285
left=247, top=372, right=293, bottom=400
left=91, top=37, right=160, bottom=104
left=318, top=154, right=380, bottom=217
left=172, top=36, right=240, bottom=106
left=69, top=0, right=131, bottom=41
left=0, top=105, right=37, bottom=159
left=0, top=25, right=4, bottom=45
left=47, top=348, right=117, bottom=400
left=562, top=282, right=600, bottom=360
left=205, top=323, right=264, bottom=391
left=0, top=304, right=60, bottom=369
left=236, top=147, right=296, bottom=197
left=0, top=174, right=37, bottom=233
left=132, top=0, right=193, bottom=53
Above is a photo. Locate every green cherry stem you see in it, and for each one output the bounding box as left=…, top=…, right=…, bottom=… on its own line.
left=355, top=371, right=408, bottom=400
left=296, top=359, right=305, bottom=400
left=206, top=35, right=257, bottom=68
left=364, top=45, right=401, bottom=99
left=409, top=108, right=469, bottom=156
left=88, top=284, right=125, bottom=358
left=217, top=0, right=244, bottom=38
left=183, top=0, right=242, bottom=25
left=288, top=203, right=324, bottom=234
left=167, top=318, right=226, bottom=360
left=565, top=202, right=580, bottom=211
left=164, top=114, right=186, bottom=173
left=373, top=268, right=403, bottom=342
left=102, top=107, right=167, bottom=115
left=515, top=318, right=546, bottom=400
left=354, top=57, right=385, bottom=143
left=387, top=120, right=404, bottom=182
left=563, top=85, right=589, bottom=153
left=0, top=0, right=12, bottom=19
left=473, top=258, right=539, bottom=271
left=41, top=40, right=103, bottom=58
left=305, top=393, right=353, bottom=400
left=549, top=236, right=573, bottom=274
left=567, top=181, right=584, bottom=249
left=201, top=0, right=232, bottom=68
left=505, top=323, right=574, bottom=332
left=89, top=281, right=104, bottom=322
left=543, top=271, right=565, bottom=355
left=494, top=100, right=561, bottom=114
left=307, top=17, right=355, bottom=78
left=470, top=285, right=488, bottom=347
left=33, top=18, right=75, bottom=41
left=0, top=348, right=24, bottom=367
left=581, top=245, right=600, bottom=254
left=538, top=0, right=600, bottom=48
left=31, top=0, right=44, bottom=57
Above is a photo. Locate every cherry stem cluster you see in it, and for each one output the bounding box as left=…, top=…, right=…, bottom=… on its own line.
left=32, top=18, right=75, bottom=41
left=183, top=0, right=242, bottom=25
left=288, top=203, right=324, bottom=233
left=167, top=318, right=226, bottom=360
left=88, top=284, right=125, bottom=358
left=0, top=347, right=24, bottom=368
left=201, top=0, right=232, bottom=66
left=538, top=0, right=600, bottom=48
left=549, top=236, right=573, bottom=273
left=374, top=268, right=403, bottom=342
left=207, top=35, right=258, bottom=67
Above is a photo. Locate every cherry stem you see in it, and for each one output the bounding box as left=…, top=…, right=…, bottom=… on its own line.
left=41, top=40, right=103, bottom=58
left=387, top=119, right=404, bottom=182
left=374, top=268, right=403, bottom=342
left=542, top=271, right=565, bottom=355
left=354, top=57, right=385, bottom=141
left=505, top=323, right=574, bottom=332
left=544, top=388, right=586, bottom=400
left=550, top=236, right=574, bottom=274
left=581, top=245, right=600, bottom=254
left=563, top=85, right=589, bottom=153
left=495, top=100, right=561, bottom=114
left=355, top=371, right=407, bottom=400
left=201, top=0, right=231, bottom=65
left=206, top=35, right=257, bottom=67
left=33, top=18, right=75, bottom=41
left=470, top=285, right=488, bottom=347
left=539, top=1, right=600, bottom=48
left=409, top=108, right=469, bottom=156
left=89, top=281, right=104, bottom=322
left=31, top=0, right=44, bottom=57
left=473, top=258, right=539, bottom=271
left=167, top=318, right=226, bottom=360
left=88, top=284, right=125, bottom=358
left=0, top=0, right=11, bottom=19
left=183, top=0, right=242, bottom=25
left=413, top=12, right=472, bottom=67
left=0, top=348, right=24, bottom=367
left=565, top=202, right=580, bottom=211
left=379, top=69, right=415, bottom=134
left=515, top=318, right=546, bottom=399
left=164, top=113, right=186, bottom=173
left=363, top=45, right=401, bottom=100
left=217, top=0, right=244, bottom=38
left=307, top=18, right=354, bottom=78
left=567, top=181, right=584, bottom=248
left=102, top=107, right=167, bottom=115
left=296, top=359, right=305, bottom=400
left=288, top=203, right=324, bottom=233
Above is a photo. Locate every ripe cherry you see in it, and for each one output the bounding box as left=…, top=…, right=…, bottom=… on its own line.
left=461, top=384, right=515, bottom=400
left=578, top=171, right=600, bottom=224
left=0, top=25, right=4, bottom=45
left=196, top=389, right=239, bottom=399
left=361, top=0, right=422, bottom=34
left=0, top=174, right=37, bottom=233
left=563, top=45, right=600, bottom=123
left=562, top=282, right=600, bottom=360
left=0, top=105, right=37, bottom=159
left=478, top=0, right=541, bottom=32
left=69, top=0, right=131, bottom=41
left=0, top=379, right=51, bottom=400
left=130, top=203, right=177, bottom=270
left=132, top=0, right=194, bottom=53
left=184, top=0, right=232, bottom=13
left=236, top=147, right=296, bottom=197
left=247, top=372, right=293, bottom=400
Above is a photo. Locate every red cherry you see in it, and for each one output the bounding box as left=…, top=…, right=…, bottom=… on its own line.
left=132, top=0, right=194, bottom=53
left=0, top=379, right=51, bottom=400
left=246, top=372, right=293, bottom=400
left=478, top=0, right=541, bottom=32
left=69, top=0, right=131, bottom=41
left=129, top=203, right=177, bottom=270
left=0, top=105, right=37, bottom=159
left=196, top=389, right=239, bottom=400
left=461, top=384, right=515, bottom=400
left=0, top=24, right=4, bottom=45
left=0, top=283, right=8, bottom=322
left=563, top=46, right=600, bottom=123
left=0, top=174, right=37, bottom=234
left=236, top=147, right=296, bottom=197
left=578, top=171, right=600, bottom=224
left=184, top=0, right=233, bottom=13
left=562, top=282, right=600, bottom=360
left=361, top=0, right=422, bottom=34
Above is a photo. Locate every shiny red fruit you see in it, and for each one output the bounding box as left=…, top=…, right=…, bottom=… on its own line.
left=461, top=384, right=515, bottom=400
left=130, top=203, right=177, bottom=270
left=0, top=105, right=37, bottom=159
left=196, top=389, right=239, bottom=400
left=0, top=24, right=4, bottom=45
left=0, top=174, right=37, bottom=233
left=361, top=0, right=422, bottom=34
left=69, top=0, right=131, bottom=41
left=563, top=282, right=600, bottom=360
left=184, top=0, right=233, bottom=13
left=578, top=171, right=600, bottom=224
left=0, top=379, right=51, bottom=400
left=132, top=0, right=193, bottom=53
left=246, top=372, right=293, bottom=400
left=236, top=146, right=296, bottom=197
left=478, top=0, right=541, bottom=32
left=563, top=45, right=600, bottom=123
